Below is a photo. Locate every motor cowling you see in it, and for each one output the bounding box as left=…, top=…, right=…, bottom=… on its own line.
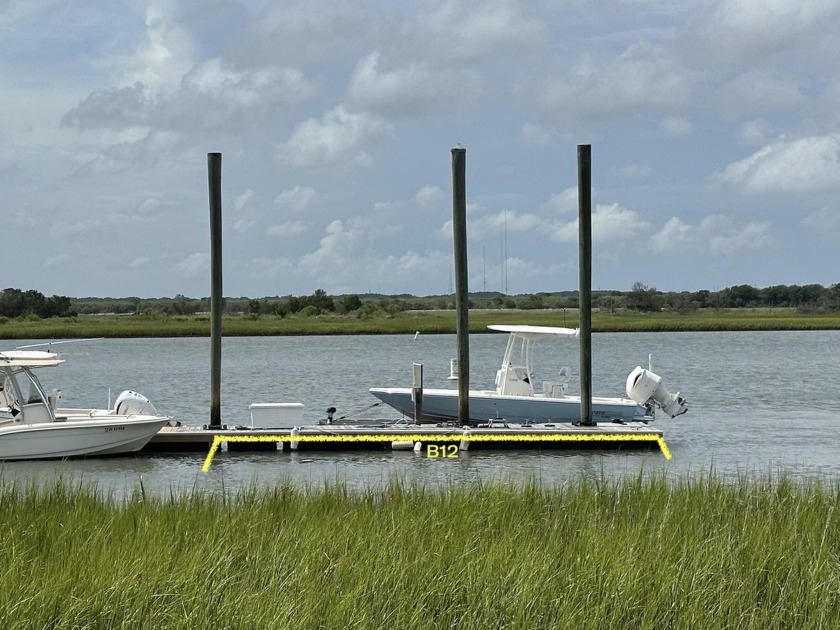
left=625, top=366, right=688, bottom=418
left=114, top=390, right=159, bottom=417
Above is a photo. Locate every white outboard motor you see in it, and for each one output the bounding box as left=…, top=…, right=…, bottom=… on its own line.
left=625, top=366, right=688, bottom=418
left=114, top=390, right=159, bottom=417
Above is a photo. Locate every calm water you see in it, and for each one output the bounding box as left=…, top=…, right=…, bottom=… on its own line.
left=2, top=331, right=839, bottom=496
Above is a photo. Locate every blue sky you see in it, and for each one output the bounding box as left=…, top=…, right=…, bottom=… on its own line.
left=2, top=0, right=839, bottom=298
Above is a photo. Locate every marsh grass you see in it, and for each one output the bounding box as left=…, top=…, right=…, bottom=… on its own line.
left=1, top=475, right=838, bottom=628
left=2, top=307, right=840, bottom=339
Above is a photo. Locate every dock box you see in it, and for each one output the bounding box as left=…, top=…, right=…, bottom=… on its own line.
left=249, top=403, right=306, bottom=428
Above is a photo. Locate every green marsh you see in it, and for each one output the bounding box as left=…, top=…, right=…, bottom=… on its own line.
left=2, top=476, right=838, bottom=628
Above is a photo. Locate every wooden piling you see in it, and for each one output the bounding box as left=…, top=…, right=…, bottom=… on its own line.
left=577, top=145, right=593, bottom=426
left=208, top=152, right=223, bottom=429
left=451, top=146, right=470, bottom=426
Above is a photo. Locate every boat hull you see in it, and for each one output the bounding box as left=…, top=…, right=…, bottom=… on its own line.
left=0, top=416, right=170, bottom=460
left=369, top=387, right=649, bottom=424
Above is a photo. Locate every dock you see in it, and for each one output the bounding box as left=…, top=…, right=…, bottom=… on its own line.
left=144, top=421, right=670, bottom=462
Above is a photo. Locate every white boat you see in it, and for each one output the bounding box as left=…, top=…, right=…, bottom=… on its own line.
left=0, top=349, right=170, bottom=460
left=369, top=324, right=687, bottom=425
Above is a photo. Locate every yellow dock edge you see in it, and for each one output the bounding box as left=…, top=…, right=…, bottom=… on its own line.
left=201, top=433, right=672, bottom=472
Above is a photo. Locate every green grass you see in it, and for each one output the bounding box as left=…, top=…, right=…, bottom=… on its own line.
left=1, top=476, right=838, bottom=628
left=2, top=307, right=840, bottom=339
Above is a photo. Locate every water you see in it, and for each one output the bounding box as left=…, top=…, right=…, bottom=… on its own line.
left=2, top=331, right=839, bottom=496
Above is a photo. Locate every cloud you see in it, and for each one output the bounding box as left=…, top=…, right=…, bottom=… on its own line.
left=267, top=221, right=309, bottom=238
left=277, top=105, right=394, bottom=167
left=229, top=1, right=371, bottom=68
left=401, top=0, right=548, bottom=64
left=801, top=206, right=840, bottom=238
left=737, top=119, right=775, bottom=147
left=650, top=217, right=694, bottom=254
left=62, top=83, right=148, bottom=129
left=234, top=189, right=255, bottom=212
left=172, top=253, right=209, bottom=279
left=712, top=134, right=840, bottom=194
left=542, top=188, right=579, bottom=215
left=127, top=0, right=197, bottom=94
left=298, top=219, right=364, bottom=270
left=709, top=220, right=773, bottom=254
left=345, top=51, right=482, bottom=117
left=274, top=186, right=318, bottom=212
left=530, top=42, right=692, bottom=125
left=714, top=70, right=806, bottom=116
left=471, top=210, right=542, bottom=240
left=693, top=0, right=840, bottom=62
left=415, top=185, right=443, bottom=207
left=550, top=203, right=650, bottom=243
left=129, top=257, right=150, bottom=269
left=650, top=215, right=774, bottom=254
left=63, top=59, right=314, bottom=135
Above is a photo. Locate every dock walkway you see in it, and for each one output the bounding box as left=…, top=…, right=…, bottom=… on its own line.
left=145, top=421, right=668, bottom=457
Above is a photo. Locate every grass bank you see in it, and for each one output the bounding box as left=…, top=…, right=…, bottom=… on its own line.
left=2, top=307, right=840, bottom=339
left=2, top=476, right=838, bottom=628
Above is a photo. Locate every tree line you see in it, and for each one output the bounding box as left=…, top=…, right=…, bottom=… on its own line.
left=3, top=283, right=840, bottom=320
left=0, top=288, right=75, bottom=319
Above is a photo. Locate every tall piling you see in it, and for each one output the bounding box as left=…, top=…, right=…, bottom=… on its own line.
left=451, top=146, right=470, bottom=426
left=577, top=145, right=593, bottom=426
left=208, top=152, right=223, bottom=429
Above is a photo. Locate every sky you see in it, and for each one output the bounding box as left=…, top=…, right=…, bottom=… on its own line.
left=2, top=0, right=840, bottom=299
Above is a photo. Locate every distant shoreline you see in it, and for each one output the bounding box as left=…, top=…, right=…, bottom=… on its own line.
left=2, top=307, right=840, bottom=339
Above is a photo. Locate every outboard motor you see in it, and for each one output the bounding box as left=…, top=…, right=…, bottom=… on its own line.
left=625, top=366, right=688, bottom=418
left=114, top=390, right=159, bottom=416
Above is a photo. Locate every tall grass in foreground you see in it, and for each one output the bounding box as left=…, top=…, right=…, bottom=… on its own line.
left=1, top=476, right=839, bottom=628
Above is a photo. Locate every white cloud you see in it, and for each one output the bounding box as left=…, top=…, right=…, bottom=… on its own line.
left=714, top=70, right=806, bottom=116
left=710, top=221, right=773, bottom=254
left=694, top=0, right=840, bottom=62
left=531, top=42, right=692, bottom=124
left=299, top=219, right=364, bottom=270
left=274, top=186, right=318, bottom=213
left=129, top=257, right=150, bottom=269
left=229, top=1, right=370, bottom=68
left=346, top=51, right=482, bottom=117
left=126, top=0, right=196, bottom=94
left=415, top=186, right=443, bottom=207
left=713, top=134, right=840, bottom=194
left=172, top=253, right=209, bottom=279
left=402, top=0, right=548, bottom=64
left=737, top=119, right=775, bottom=147
left=277, top=105, right=393, bottom=167
left=234, top=189, right=255, bottom=212
left=471, top=210, right=542, bottom=240
left=267, top=221, right=309, bottom=238
left=232, top=219, right=255, bottom=234
left=543, top=188, right=579, bottom=215
left=650, top=214, right=774, bottom=255
left=550, top=203, right=650, bottom=243
left=650, top=217, right=693, bottom=254
left=801, top=206, right=840, bottom=237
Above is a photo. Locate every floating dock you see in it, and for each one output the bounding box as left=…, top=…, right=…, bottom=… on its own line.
left=144, top=421, right=670, bottom=462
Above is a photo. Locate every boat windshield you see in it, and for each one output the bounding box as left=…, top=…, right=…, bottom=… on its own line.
left=11, top=368, right=46, bottom=405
